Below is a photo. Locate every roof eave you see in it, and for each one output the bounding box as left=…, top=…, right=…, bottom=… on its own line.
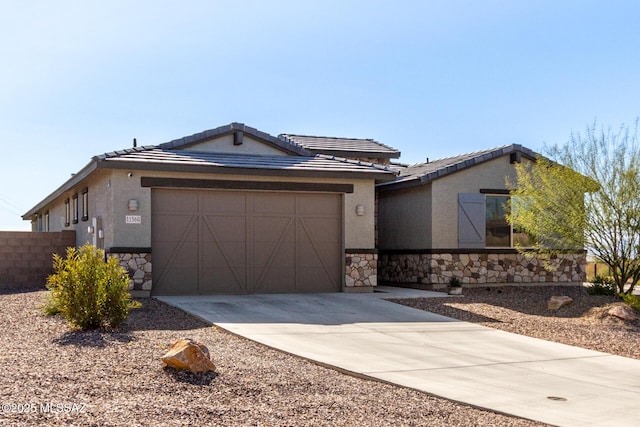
left=376, top=144, right=541, bottom=192
left=22, top=160, right=99, bottom=219
left=100, top=159, right=397, bottom=182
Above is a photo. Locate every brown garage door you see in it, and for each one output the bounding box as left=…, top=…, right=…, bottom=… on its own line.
left=151, top=189, right=343, bottom=295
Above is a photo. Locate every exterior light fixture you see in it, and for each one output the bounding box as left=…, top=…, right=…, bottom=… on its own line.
left=355, top=204, right=365, bottom=216
left=128, top=199, right=139, bottom=211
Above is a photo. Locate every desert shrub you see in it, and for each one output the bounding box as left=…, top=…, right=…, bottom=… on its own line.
left=586, top=274, right=616, bottom=295
left=46, top=244, right=133, bottom=329
left=448, top=277, right=462, bottom=287
left=620, top=293, right=640, bottom=312
left=41, top=292, right=61, bottom=315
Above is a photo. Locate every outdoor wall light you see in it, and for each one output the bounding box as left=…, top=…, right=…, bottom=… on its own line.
left=128, top=199, right=139, bottom=211
left=98, top=229, right=104, bottom=239
left=355, top=204, right=365, bottom=216
left=87, top=226, right=95, bottom=234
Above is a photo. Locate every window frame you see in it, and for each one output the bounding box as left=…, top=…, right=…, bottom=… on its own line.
left=484, top=193, right=534, bottom=249
left=64, top=199, right=71, bottom=227
left=81, top=188, right=89, bottom=222
left=72, top=194, right=79, bottom=224
left=485, top=194, right=512, bottom=248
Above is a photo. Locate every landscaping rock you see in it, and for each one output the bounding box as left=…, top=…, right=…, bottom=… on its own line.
left=547, top=296, right=573, bottom=310
left=608, top=305, right=640, bottom=322
left=161, top=338, right=216, bottom=372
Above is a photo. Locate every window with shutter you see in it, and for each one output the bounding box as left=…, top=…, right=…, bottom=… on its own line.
left=458, top=193, right=486, bottom=248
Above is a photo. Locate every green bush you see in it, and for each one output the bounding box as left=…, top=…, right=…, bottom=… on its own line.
left=620, top=293, right=640, bottom=312
left=45, top=244, right=133, bottom=329
left=586, top=274, right=616, bottom=295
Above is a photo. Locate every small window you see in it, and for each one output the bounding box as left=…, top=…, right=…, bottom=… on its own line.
left=72, top=194, right=79, bottom=224
left=81, top=188, right=89, bottom=222
left=44, top=211, right=50, bottom=232
left=486, top=195, right=510, bottom=247
left=64, top=199, right=70, bottom=227
left=485, top=194, right=534, bottom=248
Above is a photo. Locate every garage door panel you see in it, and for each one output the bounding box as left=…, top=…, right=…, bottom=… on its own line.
left=152, top=189, right=342, bottom=295
left=296, top=194, right=341, bottom=216
left=155, top=268, right=199, bottom=295
left=253, top=193, right=295, bottom=214
left=199, top=192, right=246, bottom=213
left=202, top=241, right=246, bottom=264
left=153, top=215, right=198, bottom=243
left=253, top=216, right=293, bottom=242
left=200, top=267, right=246, bottom=294
left=153, top=190, right=199, bottom=213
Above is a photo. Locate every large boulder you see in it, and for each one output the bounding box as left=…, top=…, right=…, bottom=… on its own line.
left=548, top=296, right=573, bottom=310
left=161, top=338, right=216, bottom=372
left=608, top=305, right=640, bottom=322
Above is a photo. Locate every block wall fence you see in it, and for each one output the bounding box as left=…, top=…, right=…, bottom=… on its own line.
left=0, top=231, right=76, bottom=290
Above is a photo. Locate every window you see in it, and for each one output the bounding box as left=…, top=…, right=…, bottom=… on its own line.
left=72, top=194, right=79, bottom=224
left=485, top=194, right=533, bottom=248
left=81, top=188, right=89, bottom=222
left=44, top=211, right=50, bottom=232
left=64, top=199, right=70, bottom=227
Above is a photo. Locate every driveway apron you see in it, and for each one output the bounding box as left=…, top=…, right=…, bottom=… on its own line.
left=157, top=287, right=640, bottom=427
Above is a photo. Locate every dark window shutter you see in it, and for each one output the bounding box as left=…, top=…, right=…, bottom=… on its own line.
left=458, top=193, right=486, bottom=248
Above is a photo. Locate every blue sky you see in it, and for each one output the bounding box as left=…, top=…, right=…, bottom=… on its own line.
left=1, top=0, right=639, bottom=230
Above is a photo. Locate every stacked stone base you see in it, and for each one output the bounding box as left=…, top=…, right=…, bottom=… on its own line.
left=345, top=251, right=378, bottom=292
left=108, top=251, right=152, bottom=296
left=379, top=251, right=586, bottom=287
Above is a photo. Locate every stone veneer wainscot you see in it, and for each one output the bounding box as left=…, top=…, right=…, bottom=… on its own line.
left=345, top=250, right=378, bottom=291
left=379, top=251, right=586, bottom=287
left=108, top=250, right=152, bottom=295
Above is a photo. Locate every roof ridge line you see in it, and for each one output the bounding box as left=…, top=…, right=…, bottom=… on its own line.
left=407, top=144, right=520, bottom=167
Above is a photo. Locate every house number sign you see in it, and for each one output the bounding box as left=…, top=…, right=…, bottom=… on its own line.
left=125, top=215, right=142, bottom=224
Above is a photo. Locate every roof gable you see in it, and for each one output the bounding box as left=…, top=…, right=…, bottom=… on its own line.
left=377, top=144, right=538, bottom=191
left=280, top=134, right=400, bottom=159
left=160, top=123, right=312, bottom=156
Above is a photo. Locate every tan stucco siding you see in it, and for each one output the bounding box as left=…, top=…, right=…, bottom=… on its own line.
left=31, top=170, right=113, bottom=248
left=108, top=170, right=376, bottom=250
left=182, top=134, right=288, bottom=155
left=431, top=156, right=524, bottom=248
left=377, top=184, right=431, bottom=250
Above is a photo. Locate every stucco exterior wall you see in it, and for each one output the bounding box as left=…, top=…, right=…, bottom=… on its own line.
left=29, top=170, right=113, bottom=249
left=103, top=169, right=376, bottom=251
left=431, top=156, right=527, bottom=248
left=377, top=185, right=431, bottom=250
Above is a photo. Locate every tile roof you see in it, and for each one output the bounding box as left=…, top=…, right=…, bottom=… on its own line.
left=160, top=122, right=312, bottom=156
left=96, top=148, right=397, bottom=177
left=279, top=134, right=400, bottom=158
left=23, top=146, right=397, bottom=219
left=377, top=144, right=538, bottom=190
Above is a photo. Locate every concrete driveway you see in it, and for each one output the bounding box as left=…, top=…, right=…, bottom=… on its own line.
left=157, top=287, right=640, bottom=427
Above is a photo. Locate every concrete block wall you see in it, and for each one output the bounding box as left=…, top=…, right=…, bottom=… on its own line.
left=0, top=231, right=76, bottom=290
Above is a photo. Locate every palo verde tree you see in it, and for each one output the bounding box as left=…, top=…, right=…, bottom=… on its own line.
left=508, top=120, right=640, bottom=295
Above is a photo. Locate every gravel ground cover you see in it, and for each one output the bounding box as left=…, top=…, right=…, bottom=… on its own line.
left=392, top=285, right=640, bottom=360
left=0, top=289, right=545, bottom=427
